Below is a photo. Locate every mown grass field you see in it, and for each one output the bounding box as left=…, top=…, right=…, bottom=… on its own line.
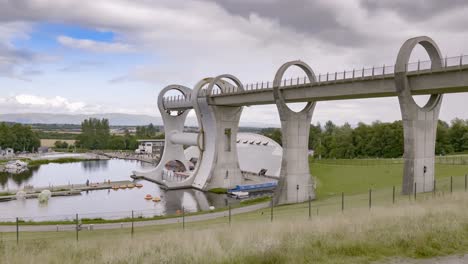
left=40, top=139, right=76, bottom=148
left=311, top=159, right=468, bottom=198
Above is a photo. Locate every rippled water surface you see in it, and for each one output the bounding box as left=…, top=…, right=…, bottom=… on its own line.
left=0, top=159, right=234, bottom=221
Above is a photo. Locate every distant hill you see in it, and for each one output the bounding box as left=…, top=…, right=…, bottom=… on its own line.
left=0, top=113, right=277, bottom=128
left=0, top=113, right=163, bottom=126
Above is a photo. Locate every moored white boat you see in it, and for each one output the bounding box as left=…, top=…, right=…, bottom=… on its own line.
left=4, top=160, right=29, bottom=174
left=229, top=191, right=249, bottom=199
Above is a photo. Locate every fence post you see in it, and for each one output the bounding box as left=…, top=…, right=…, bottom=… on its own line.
left=229, top=205, right=231, bottom=226
left=433, top=180, right=437, bottom=197
left=369, top=189, right=372, bottom=209
left=16, top=217, right=19, bottom=244
left=392, top=186, right=395, bottom=204
left=131, top=210, right=134, bottom=238
left=270, top=198, right=274, bottom=222
left=341, top=192, right=344, bottom=212
left=75, top=213, right=79, bottom=242
left=450, top=176, right=453, bottom=193
left=414, top=182, right=417, bottom=200
left=182, top=207, right=185, bottom=230
left=465, top=174, right=467, bottom=192
left=308, top=196, right=311, bottom=220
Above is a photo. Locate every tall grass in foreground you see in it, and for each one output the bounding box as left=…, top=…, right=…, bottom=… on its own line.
left=2, top=193, right=468, bottom=264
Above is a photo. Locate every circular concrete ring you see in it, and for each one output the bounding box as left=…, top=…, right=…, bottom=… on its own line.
left=273, top=60, right=316, bottom=114
left=158, top=84, right=192, bottom=115
left=395, top=36, right=443, bottom=111
left=206, top=74, right=245, bottom=96
left=192, top=78, right=214, bottom=103
left=191, top=78, right=214, bottom=152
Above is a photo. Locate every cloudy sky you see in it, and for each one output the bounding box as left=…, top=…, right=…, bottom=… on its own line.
left=1, top=0, right=468, bottom=126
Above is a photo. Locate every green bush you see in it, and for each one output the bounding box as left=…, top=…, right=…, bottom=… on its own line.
left=208, top=188, right=228, bottom=194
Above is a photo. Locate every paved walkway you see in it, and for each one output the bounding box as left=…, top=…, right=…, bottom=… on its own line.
left=0, top=202, right=270, bottom=232
left=102, top=152, right=157, bottom=164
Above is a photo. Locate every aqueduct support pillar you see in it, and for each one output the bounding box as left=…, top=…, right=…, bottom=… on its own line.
left=395, top=36, right=443, bottom=194
left=273, top=61, right=316, bottom=205
left=191, top=75, right=244, bottom=190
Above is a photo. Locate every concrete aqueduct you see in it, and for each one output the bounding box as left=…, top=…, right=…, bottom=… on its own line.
left=134, top=36, right=468, bottom=205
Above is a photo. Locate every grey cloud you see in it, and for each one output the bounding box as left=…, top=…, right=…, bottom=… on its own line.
left=21, top=69, right=42, bottom=76
left=361, top=0, right=468, bottom=21
left=0, top=44, right=40, bottom=80
left=207, top=0, right=368, bottom=46
left=59, top=60, right=103, bottom=72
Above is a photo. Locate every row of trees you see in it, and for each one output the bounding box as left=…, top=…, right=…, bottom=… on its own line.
left=0, top=123, right=41, bottom=152
left=261, top=119, right=468, bottom=159
left=135, top=123, right=159, bottom=138
left=76, top=118, right=111, bottom=149
left=76, top=119, right=164, bottom=150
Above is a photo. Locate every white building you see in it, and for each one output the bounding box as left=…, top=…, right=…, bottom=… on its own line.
left=135, top=140, right=164, bottom=154
left=0, top=147, right=14, bottom=157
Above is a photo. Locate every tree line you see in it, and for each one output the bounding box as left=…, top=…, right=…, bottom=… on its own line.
left=0, top=123, right=41, bottom=152
left=135, top=123, right=159, bottom=138
left=76, top=118, right=164, bottom=150
left=261, top=119, right=468, bottom=159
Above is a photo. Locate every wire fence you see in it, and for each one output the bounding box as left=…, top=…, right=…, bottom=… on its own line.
left=161, top=54, right=468, bottom=108
left=1, top=174, right=467, bottom=244
left=311, top=155, right=468, bottom=166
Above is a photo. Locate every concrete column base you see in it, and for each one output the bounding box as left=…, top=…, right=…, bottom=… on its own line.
left=274, top=110, right=315, bottom=205
left=400, top=111, right=440, bottom=194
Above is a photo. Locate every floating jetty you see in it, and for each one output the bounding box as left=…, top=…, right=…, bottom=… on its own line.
left=0, top=180, right=135, bottom=202
left=0, top=190, right=82, bottom=202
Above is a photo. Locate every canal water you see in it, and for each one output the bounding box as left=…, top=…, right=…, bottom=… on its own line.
left=0, top=159, right=235, bottom=222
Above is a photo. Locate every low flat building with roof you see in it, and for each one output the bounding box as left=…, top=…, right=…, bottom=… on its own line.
left=135, top=139, right=164, bottom=155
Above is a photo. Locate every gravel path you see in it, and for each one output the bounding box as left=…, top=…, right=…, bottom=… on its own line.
left=0, top=202, right=270, bottom=232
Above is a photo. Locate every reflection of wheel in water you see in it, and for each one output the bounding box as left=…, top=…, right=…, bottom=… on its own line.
left=38, top=190, right=51, bottom=203
left=16, top=190, right=27, bottom=200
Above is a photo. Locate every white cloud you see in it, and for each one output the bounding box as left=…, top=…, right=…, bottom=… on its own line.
left=57, top=35, right=133, bottom=53
left=1, top=94, right=91, bottom=113
left=0, top=93, right=157, bottom=116
left=14, top=94, right=87, bottom=112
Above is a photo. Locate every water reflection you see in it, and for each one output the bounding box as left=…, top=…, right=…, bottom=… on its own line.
left=81, top=159, right=109, bottom=172
left=0, top=167, right=39, bottom=189
left=0, top=159, right=238, bottom=221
